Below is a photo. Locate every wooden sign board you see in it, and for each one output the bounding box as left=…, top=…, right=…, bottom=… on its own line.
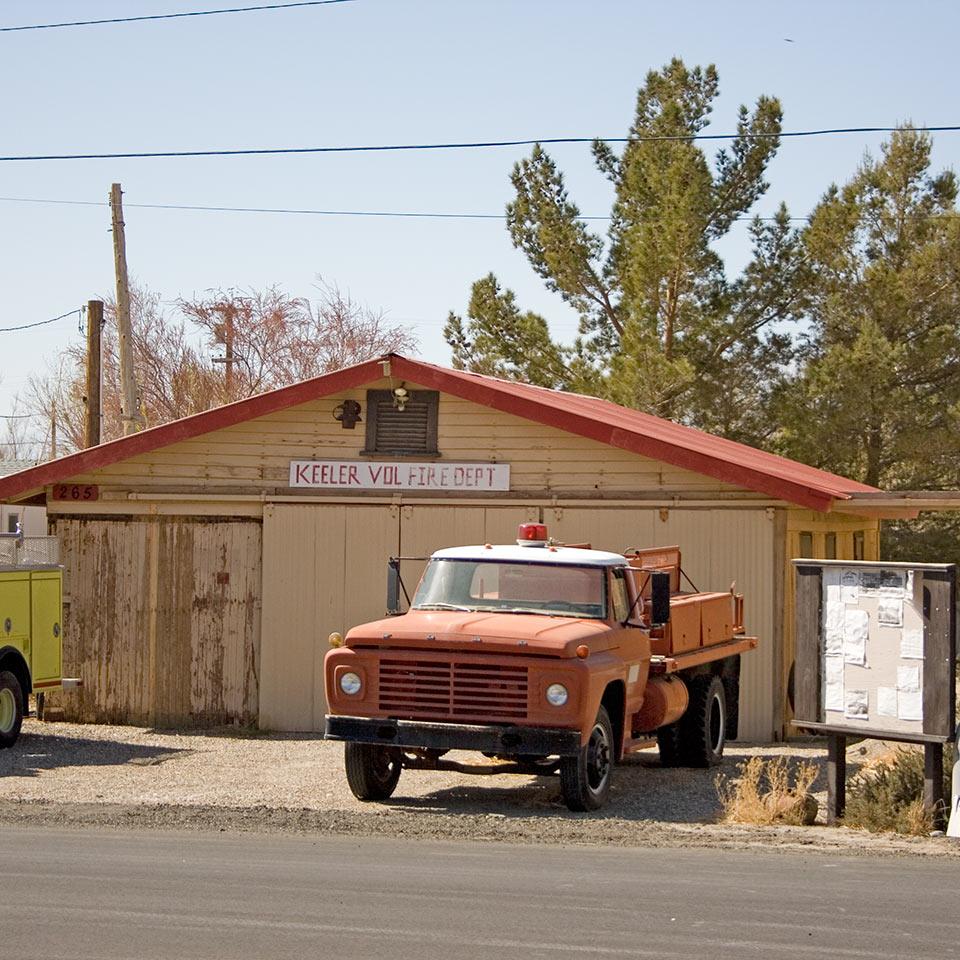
left=793, top=560, right=956, bottom=743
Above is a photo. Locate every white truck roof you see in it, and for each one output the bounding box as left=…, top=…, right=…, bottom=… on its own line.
left=430, top=544, right=626, bottom=567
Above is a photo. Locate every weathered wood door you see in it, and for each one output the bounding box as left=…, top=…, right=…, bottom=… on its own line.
left=54, top=517, right=261, bottom=727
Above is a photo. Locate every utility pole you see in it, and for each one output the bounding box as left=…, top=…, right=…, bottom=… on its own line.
left=84, top=300, right=103, bottom=447
left=110, top=183, right=143, bottom=435
left=223, top=304, right=235, bottom=397
left=50, top=399, right=57, bottom=460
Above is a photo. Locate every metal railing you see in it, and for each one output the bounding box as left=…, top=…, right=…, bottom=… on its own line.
left=0, top=525, right=60, bottom=567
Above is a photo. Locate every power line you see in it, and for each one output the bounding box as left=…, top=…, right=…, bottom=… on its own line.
left=0, top=414, right=33, bottom=420
left=1, top=126, right=959, bottom=163
left=0, top=307, right=84, bottom=334
left=6, top=193, right=960, bottom=225
left=0, top=194, right=852, bottom=223
left=0, top=0, right=355, bottom=33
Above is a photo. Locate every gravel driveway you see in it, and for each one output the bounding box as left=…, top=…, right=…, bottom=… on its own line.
left=1, top=719, right=956, bottom=857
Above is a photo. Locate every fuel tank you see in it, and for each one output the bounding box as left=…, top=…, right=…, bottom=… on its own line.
left=632, top=675, right=689, bottom=734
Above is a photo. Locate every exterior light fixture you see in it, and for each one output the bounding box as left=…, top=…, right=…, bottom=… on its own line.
left=392, top=385, right=409, bottom=412
left=333, top=400, right=362, bottom=430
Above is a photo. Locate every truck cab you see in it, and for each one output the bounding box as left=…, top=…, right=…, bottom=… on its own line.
left=325, top=524, right=756, bottom=810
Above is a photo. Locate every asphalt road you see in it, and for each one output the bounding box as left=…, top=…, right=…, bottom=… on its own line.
left=2, top=826, right=958, bottom=960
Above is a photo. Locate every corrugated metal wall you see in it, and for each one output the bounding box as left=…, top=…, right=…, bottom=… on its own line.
left=259, top=502, right=777, bottom=740
left=259, top=503, right=539, bottom=731
left=52, top=517, right=261, bottom=726
left=546, top=506, right=777, bottom=741
left=259, top=504, right=399, bottom=732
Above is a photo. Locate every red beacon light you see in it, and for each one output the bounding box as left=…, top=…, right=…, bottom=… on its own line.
left=517, top=522, right=549, bottom=546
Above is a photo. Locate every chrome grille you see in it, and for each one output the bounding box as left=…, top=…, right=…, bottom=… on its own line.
left=378, top=659, right=529, bottom=722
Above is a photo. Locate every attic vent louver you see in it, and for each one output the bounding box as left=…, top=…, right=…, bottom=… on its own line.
left=362, top=389, right=439, bottom=456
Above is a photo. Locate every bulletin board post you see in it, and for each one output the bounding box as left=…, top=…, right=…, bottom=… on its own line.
left=792, top=560, right=956, bottom=830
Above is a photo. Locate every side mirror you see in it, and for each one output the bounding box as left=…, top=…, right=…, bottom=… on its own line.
left=650, top=571, right=671, bottom=625
left=386, top=558, right=402, bottom=615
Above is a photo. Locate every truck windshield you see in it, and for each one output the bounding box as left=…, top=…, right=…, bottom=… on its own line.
left=412, top=559, right=607, bottom=619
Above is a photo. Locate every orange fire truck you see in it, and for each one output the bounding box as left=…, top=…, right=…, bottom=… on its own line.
left=325, top=524, right=757, bottom=810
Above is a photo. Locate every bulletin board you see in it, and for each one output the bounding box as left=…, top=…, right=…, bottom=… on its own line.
left=792, top=560, right=956, bottom=743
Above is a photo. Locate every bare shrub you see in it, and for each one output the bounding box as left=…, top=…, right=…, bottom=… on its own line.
left=716, top=756, right=819, bottom=826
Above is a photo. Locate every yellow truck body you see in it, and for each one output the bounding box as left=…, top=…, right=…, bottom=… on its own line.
left=0, top=535, right=72, bottom=747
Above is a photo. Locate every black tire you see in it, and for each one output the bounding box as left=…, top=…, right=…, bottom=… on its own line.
left=658, top=674, right=727, bottom=768
left=343, top=743, right=402, bottom=801
left=656, top=720, right=683, bottom=768
left=0, top=670, right=25, bottom=750
left=682, top=674, right=727, bottom=767
left=560, top=706, right=613, bottom=811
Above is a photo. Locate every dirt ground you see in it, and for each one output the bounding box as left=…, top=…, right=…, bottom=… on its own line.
left=1, top=719, right=956, bottom=857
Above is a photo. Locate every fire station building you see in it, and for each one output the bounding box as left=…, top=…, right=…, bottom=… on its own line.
left=0, top=354, right=909, bottom=740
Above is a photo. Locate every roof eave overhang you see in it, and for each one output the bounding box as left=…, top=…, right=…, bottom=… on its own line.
left=0, top=353, right=873, bottom=514
left=391, top=358, right=849, bottom=513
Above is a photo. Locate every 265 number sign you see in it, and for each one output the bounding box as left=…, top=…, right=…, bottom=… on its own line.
left=51, top=484, right=99, bottom=502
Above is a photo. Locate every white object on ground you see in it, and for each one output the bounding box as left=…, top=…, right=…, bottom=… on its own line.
left=947, top=727, right=960, bottom=839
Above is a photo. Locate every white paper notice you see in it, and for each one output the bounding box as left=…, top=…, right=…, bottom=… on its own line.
left=897, top=665, right=920, bottom=692
left=877, top=686, right=898, bottom=718
left=845, top=689, right=869, bottom=720
left=824, top=602, right=844, bottom=655
left=826, top=583, right=841, bottom=604
left=900, top=628, right=923, bottom=660
left=877, top=597, right=903, bottom=627
left=824, top=656, right=844, bottom=711
left=879, top=569, right=906, bottom=595
left=840, top=570, right=859, bottom=604
left=898, top=690, right=922, bottom=722
left=843, top=608, right=869, bottom=665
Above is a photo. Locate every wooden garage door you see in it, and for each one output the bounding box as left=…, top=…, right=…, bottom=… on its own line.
left=259, top=503, right=538, bottom=731
left=259, top=503, right=399, bottom=732
left=54, top=517, right=262, bottom=727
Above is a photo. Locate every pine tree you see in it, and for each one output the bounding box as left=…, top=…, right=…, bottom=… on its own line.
left=777, top=128, right=960, bottom=490
left=446, top=58, right=801, bottom=440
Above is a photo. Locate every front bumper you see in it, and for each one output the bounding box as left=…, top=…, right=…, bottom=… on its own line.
left=324, top=715, right=581, bottom=756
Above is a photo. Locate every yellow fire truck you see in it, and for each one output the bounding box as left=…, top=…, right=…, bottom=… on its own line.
left=0, top=528, right=78, bottom=747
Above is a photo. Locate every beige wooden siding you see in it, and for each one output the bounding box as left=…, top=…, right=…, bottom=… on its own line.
left=50, top=517, right=261, bottom=726
left=781, top=510, right=881, bottom=734
left=58, top=378, right=752, bottom=500
left=548, top=506, right=777, bottom=741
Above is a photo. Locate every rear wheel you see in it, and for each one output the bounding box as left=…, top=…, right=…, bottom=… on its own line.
left=658, top=674, right=726, bottom=768
left=0, top=670, right=25, bottom=749
left=560, top=706, right=613, bottom=811
left=344, top=743, right=402, bottom=801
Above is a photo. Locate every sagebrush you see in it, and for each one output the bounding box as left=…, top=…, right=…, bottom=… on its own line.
left=844, top=747, right=952, bottom=836
left=716, top=756, right=819, bottom=826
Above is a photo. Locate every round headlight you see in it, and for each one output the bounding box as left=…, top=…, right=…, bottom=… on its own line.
left=339, top=672, right=362, bottom=696
left=545, top=683, right=568, bottom=706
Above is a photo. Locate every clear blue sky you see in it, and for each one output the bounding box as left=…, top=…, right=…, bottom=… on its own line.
left=2, top=0, right=960, bottom=442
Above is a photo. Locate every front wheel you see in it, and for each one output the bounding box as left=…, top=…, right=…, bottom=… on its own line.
left=560, top=706, right=613, bottom=811
left=0, top=670, right=25, bottom=749
left=344, top=743, right=402, bottom=801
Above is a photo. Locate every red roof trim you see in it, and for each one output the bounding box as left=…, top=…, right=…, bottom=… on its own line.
left=0, top=356, right=386, bottom=501
left=0, top=353, right=876, bottom=512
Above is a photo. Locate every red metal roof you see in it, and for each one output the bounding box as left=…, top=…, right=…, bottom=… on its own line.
left=0, top=353, right=878, bottom=512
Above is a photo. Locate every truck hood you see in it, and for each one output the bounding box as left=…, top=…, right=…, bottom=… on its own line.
left=344, top=611, right=615, bottom=658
